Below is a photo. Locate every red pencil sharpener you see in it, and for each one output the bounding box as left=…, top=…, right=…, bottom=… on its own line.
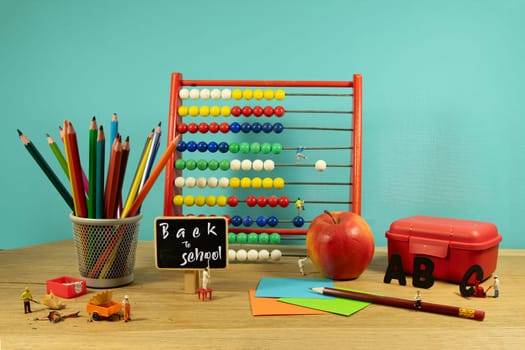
left=46, top=276, right=87, bottom=298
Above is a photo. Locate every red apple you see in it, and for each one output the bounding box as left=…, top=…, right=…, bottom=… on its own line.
left=306, top=211, right=375, bottom=280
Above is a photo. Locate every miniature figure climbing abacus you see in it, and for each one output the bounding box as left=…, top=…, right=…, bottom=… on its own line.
left=163, top=73, right=362, bottom=262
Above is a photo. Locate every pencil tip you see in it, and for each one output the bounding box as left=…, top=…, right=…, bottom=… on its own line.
left=46, top=133, right=50, bottom=137
left=158, top=121, right=162, bottom=126
left=99, top=125, right=104, bottom=130
left=92, top=116, right=96, bottom=121
left=17, top=129, right=22, bottom=136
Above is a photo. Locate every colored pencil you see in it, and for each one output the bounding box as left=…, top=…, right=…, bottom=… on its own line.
left=139, top=122, right=162, bottom=192
left=95, top=126, right=106, bottom=218
left=115, top=136, right=130, bottom=218
left=104, top=134, right=123, bottom=219
left=59, top=125, right=89, bottom=195
left=64, top=121, right=88, bottom=218
left=122, top=130, right=153, bottom=217
left=46, top=133, right=69, bottom=179
left=110, top=113, right=118, bottom=148
left=17, top=129, right=74, bottom=211
left=88, top=117, right=97, bottom=218
left=311, top=287, right=485, bottom=321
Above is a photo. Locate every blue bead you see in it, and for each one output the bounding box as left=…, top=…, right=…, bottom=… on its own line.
left=273, top=122, right=284, bottom=133
left=231, top=215, right=243, bottom=227
left=243, top=216, right=254, bottom=226
left=292, top=216, right=305, bottom=227
left=230, top=122, right=241, bottom=133
left=207, top=141, right=219, bottom=153
left=218, top=142, right=229, bottom=153
left=251, top=122, right=262, bottom=133
left=176, top=141, right=187, bottom=152
left=197, top=141, right=208, bottom=152
left=256, top=215, right=267, bottom=227
left=267, top=216, right=279, bottom=227
left=262, top=122, right=273, bottom=133
left=240, top=122, right=251, bottom=133
left=186, top=141, right=197, bottom=152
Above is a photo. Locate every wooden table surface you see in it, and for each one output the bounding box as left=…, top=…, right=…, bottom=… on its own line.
left=1, top=240, right=523, bottom=349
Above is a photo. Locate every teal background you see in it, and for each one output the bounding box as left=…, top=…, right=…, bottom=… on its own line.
left=1, top=0, right=524, bottom=249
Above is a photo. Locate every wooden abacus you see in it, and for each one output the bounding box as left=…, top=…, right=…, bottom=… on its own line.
left=163, top=73, right=362, bottom=270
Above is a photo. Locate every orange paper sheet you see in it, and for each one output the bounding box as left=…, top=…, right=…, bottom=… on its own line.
left=248, top=290, right=327, bottom=316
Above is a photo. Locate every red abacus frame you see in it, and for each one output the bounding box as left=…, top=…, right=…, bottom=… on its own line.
left=163, top=73, right=362, bottom=236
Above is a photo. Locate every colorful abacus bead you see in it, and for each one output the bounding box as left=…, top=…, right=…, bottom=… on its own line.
left=274, top=106, right=285, bottom=116
left=246, top=195, right=257, bottom=207
left=267, top=216, right=279, bottom=226
left=293, top=216, right=305, bottom=227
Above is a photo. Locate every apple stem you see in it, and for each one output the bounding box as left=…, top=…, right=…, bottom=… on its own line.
left=324, top=210, right=338, bottom=224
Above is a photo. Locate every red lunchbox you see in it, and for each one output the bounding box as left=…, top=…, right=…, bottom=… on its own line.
left=385, top=216, right=502, bottom=283
left=46, top=276, right=87, bottom=298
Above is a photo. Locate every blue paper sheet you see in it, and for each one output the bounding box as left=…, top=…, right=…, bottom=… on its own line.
left=255, top=277, right=334, bottom=299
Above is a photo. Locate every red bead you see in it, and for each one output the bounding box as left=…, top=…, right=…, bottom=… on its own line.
left=231, top=106, right=242, bottom=117
left=227, top=196, right=239, bottom=207
left=219, top=122, right=230, bottom=133
left=267, top=195, right=279, bottom=207
left=223, top=214, right=231, bottom=223
left=253, top=106, right=263, bottom=117
left=263, top=106, right=274, bottom=117
left=187, top=123, right=199, bottom=133
left=208, top=122, right=220, bottom=133
left=177, top=123, right=188, bottom=134
left=242, top=106, right=253, bottom=117
left=274, top=106, right=285, bottom=117
left=246, top=195, right=257, bottom=207
left=278, top=196, right=290, bottom=207
left=198, top=122, right=209, bottom=133
left=257, top=195, right=268, bottom=207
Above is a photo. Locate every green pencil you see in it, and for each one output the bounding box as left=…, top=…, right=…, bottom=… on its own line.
left=46, top=133, right=69, bottom=178
left=18, top=129, right=75, bottom=211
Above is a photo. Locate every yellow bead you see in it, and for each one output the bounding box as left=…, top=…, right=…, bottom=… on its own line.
left=199, top=105, right=210, bottom=117
left=253, top=89, right=264, bottom=100
left=264, top=89, right=274, bottom=100
left=216, top=195, right=227, bottom=207
left=183, top=195, right=195, bottom=206
left=275, top=89, right=286, bottom=100
left=273, top=177, right=285, bottom=189
left=251, top=177, right=262, bottom=189
left=173, top=195, right=184, bottom=206
left=243, top=89, right=253, bottom=100
left=178, top=105, right=189, bottom=117
left=262, top=177, right=273, bottom=189
left=189, top=106, right=199, bottom=117
left=229, top=177, right=240, bottom=189
left=232, top=89, right=243, bottom=100
left=240, top=177, right=251, bottom=189
left=221, top=105, right=231, bottom=117
left=195, top=195, right=206, bottom=207
left=205, top=195, right=217, bottom=206
left=210, top=106, right=221, bottom=117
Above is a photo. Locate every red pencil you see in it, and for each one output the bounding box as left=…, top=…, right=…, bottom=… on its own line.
left=104, top=134, right=122, bottom=218
left=115, top=136, right=130, bottom=218
left=64, top=121, right=88, bottom=218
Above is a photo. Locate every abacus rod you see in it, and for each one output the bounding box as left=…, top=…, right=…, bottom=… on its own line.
left=181, top=79, right=354, bottom=88
left=283, top=146, right=352, bottom=150
left=285, top=126, right=353, bottom=132
left=285, top=109, right=353, bottom=114
left=285, top=182, right=351, bottom=186
left=276, top=163, right=351, bottom=168
left=236, top=199, right=351, bottom=204
left=286, top=92, right=353, bottom=97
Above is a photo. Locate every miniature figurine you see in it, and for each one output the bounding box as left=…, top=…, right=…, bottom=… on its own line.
left=298, top=257, right=308, bottom=276
left=202, top=267, right=210, bottom=290
left=122, top=295, right=131, bottom=322
left=473, top=280, right=486, bottom=298
left=198, top=260, right=213, bottom=300
left=486, top=275, right=500, bottom=298
left=20, top=287, right=33, bottom=314
left=295, top=146, right=307, bottom=163
left=295, top=197, right=305, bottom=216
left=414, top=290, right=422, bottom=309
left=34, top=311, right=80, bottom=323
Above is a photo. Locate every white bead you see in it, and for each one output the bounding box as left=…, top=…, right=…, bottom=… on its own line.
left=228, top=249, right=236, bottom=262
left=315, top=159, right=327, bottom=172
left=210, top=88, right=221, bottom=99
left=200, top=88, right=210, bottom=99
left=207, top=177, right=218, bottom=188
left=221, top=89, right=232, bottom=100
left=241, top=159, right=252, bottom=171
left=230, top=159, right=241, bottom=171
left=189, top=88, right=200, bottom=99
left=174, top=177, right=185, bottom=188
left=218, top=177, right=229, bottom=188
left=258, top=249, right=270, bottom=261
left=185, top=177, right=196, bottom=188
left=179, top=88, right=190, bottom=99
left=196, top=177, right=207, bottom=188
left=263, top=159, right=275, bottom=171
left=270, top=249, right=282, bottom=261
left=247, top=249, right=259, bottom=261
left=236, top=249, right=247, bottom=262
left=252, top=159, right=263, bottom=171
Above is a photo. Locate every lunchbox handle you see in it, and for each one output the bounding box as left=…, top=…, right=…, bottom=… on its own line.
left=409, top=237, right=449, bottom=258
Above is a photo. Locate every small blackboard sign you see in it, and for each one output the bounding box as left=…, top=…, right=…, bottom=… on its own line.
left=154, top=216, right=228, bottom=269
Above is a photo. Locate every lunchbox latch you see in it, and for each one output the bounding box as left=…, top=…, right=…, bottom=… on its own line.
left=409, top=237, right=449, bottom=258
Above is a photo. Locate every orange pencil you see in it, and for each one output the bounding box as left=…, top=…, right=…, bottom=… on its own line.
left=115, top=136, right=130, bottom=218
left=104, top=134, right=122, bottom=218
left=64, top=121, right=88, bottom=218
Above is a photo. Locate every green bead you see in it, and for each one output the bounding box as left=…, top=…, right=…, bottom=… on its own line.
left=236, top=232, right=247, bottom=244
left=258, top=232, right=269, bottom=244
left=270, top=232, right=281, bottom=244
left=229, top=142, right=240, bottom=153
left=175, top=159, right=186, bottom=170
left=208, top=159, right=219, bottom=170
left=250, top=142, right=261, bottom=154
left=219, top=159, right=230, bottom=170
left=228, top=232, right=237, bottom=244
left=185, top=159, right=197, bottom=170
left=247, top=232, right=258, bottom=244
left=239, top=142, right=250, bottom=154
left=197, top=159, right=208, bottom=170
left=271, top=143, right=282, bottom=154
left=261, top=143, right=272, bottom=154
